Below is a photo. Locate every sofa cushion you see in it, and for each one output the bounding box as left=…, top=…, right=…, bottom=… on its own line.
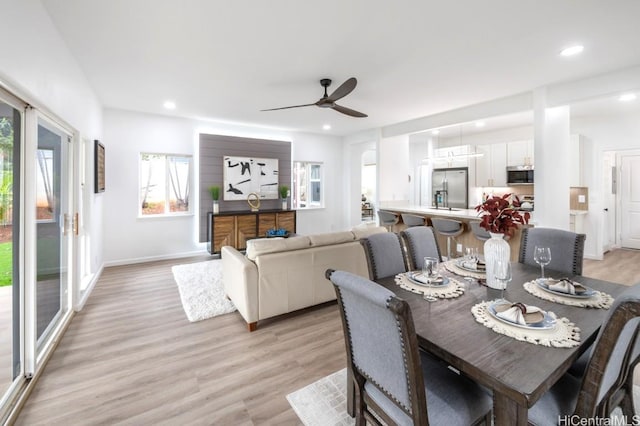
left=308, top=231, right=355, bottom=247
left=351, top=225, right=388, bottom=240
left=246, top=236, right=312, bottom=261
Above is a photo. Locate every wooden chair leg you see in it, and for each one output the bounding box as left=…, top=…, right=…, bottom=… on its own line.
left=247, top=322, right=257, bottom=332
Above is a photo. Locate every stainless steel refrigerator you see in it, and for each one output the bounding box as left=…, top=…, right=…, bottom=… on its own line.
left=432, top=167, right=469, bottom=209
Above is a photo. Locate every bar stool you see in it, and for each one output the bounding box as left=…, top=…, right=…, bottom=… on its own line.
left=431, top=218, right=464, bottom=260
left=377, top=210, right=399, bottom=231
left=401, top=213, right=426, bottom=228
left=470, top=221, right=491, bottom=242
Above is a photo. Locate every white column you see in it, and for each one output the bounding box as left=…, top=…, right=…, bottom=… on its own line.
left=533, top=88, right=571, bottom=229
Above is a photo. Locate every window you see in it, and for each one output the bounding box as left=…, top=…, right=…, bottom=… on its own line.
left=293, top=161, right=324, bottom=209
left=139, top=153, right=192, bottom=216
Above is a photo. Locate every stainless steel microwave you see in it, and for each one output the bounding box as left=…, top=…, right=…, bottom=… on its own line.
left=506, top=165, right=534, bottom=185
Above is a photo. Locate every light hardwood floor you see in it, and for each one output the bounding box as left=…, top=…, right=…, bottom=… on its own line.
left=13, top=248, right=640, bottom=425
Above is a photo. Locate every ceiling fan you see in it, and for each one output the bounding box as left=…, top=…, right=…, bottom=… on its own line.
left=261, top=77, right=368, bottom=118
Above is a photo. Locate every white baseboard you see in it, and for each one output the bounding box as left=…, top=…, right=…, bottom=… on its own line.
left=103, top=249, right=210, bottom=267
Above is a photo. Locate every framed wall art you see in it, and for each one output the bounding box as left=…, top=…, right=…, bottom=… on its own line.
left=223, top=156, right=278, bottom=200
left=94, top=139, right=105, bottom=193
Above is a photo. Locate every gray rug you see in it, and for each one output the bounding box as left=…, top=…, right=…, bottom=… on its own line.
left=171, top=259, right=236, bottom=322
left=287, top=369, right=640, bottom=425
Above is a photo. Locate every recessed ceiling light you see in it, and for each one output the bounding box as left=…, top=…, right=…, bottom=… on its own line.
left=619, top=93, right=637, bottom=102
left=475, top=121, right=485, bottom=128
left=431, top=129, right=440, bottom=135
left=322, top=124, right=331, bottom=130
left=163, top=100, right=176, bottom=110
left=560, top=45, right=584, bottom=57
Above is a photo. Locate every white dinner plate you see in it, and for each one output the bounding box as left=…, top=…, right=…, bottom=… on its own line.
left=536, top=279, right=596, bottom=299
left=406, top=272, right=450, bottom=288
left=487, top=302, right=557, bottom=330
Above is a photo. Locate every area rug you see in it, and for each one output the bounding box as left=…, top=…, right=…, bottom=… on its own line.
left=287, top=369, right=640, bottom=425
left=171, top=259, right=236, bottom=322
left=286, top=368, right=354, bottom=426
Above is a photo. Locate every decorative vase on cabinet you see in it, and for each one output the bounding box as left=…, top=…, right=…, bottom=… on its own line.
left=484, top=232, right=510, bottom=289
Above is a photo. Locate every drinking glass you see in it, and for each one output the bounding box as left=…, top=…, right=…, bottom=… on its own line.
left=423, top=257, right=440, bottom=279
left=465, top=247, right=478, bottom=263
left=533, top=246, right=552, bottom=280
left=493, top=259, right=512, bottom=301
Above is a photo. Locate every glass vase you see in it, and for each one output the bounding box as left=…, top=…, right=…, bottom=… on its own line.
left=484, top=232, right=510, bottom=289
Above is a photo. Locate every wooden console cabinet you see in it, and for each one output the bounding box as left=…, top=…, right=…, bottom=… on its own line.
left=207, top=210, right=297, bottom=254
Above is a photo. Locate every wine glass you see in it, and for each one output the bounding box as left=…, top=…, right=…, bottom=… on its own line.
left=493, top=259, right=512, bottom=301
left=533, top=246, right=552, bottom=281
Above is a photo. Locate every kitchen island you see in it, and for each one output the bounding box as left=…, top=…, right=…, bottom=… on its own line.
left=378, top=204, right=533, bottom=261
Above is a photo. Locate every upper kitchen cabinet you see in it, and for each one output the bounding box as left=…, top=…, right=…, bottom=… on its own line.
left=507, top=140, right=534, bottom=166
left=475, top=142, right=507, bottom=187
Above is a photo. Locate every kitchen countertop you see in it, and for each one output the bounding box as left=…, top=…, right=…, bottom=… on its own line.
left=379, top=204, right=535, bottom=222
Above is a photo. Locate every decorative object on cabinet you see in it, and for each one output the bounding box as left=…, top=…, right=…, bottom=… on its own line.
left=279, top=185, right=289, bottom=210
left=209, top=185, right=220, bottom=214
left=247, top=193, right=261, bottom=211
left=207, top=210, right=297, bottom=254
left=475, top=194, right=530, bottom=289
left=223, top=155, right=279, bottom=201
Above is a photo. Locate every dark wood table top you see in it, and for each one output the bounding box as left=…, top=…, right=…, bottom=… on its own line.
left=376, top=262, right=627, bottom=425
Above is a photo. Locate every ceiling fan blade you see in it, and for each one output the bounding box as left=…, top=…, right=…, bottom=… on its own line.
left=332, top=104, right=368, bottom=118
left=261, top=103, right=316, bottom=112
left=327, top=77, right=357, bottom=102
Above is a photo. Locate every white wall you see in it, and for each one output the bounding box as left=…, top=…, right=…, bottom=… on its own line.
left=0, top=0, right=104, bottom=272
left=378, top=134, right=410, bottom=205
left=103, top=109, right=345, bottom=264
left=571, top=110, right=640, bottom=258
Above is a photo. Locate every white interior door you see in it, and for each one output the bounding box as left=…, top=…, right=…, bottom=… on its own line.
left=620, top=152, right=640, bottom=249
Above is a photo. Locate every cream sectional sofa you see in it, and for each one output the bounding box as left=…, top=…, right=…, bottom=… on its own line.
left=221, top=225, right=387, bottom=331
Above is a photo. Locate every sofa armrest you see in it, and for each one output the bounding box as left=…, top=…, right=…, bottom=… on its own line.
left=221, top=246, right=259, bottom=327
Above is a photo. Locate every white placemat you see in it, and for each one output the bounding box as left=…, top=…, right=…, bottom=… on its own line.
left=394, top=272, right=465, bottom=299
left=471, top=301, right=581, bottom=348
left=523, top=280, right=613, bottom=309
left=443, top=259, right=486, bottom=279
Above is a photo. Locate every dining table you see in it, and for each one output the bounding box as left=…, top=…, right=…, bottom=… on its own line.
left=369, top=261, right=627, bottom=426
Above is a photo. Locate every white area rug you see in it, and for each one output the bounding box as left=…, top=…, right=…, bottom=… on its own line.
left=171, top=259, right=236, bottom=322
left=287, top=369, right=640, bottom=425
left=286, top=369, right=354, bottom=426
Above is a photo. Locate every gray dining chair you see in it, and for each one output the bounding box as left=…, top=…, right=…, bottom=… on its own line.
left=326, top=269, right=493, bottom=425
left=377, top=210, right=400, bottom=231
left=360, top=232, right=408, bottom=280
left=528, top=284, right=640, bottom=424
left=519, top=227, right=586, bottom=276
left=399, top=225, right=443, bottom=270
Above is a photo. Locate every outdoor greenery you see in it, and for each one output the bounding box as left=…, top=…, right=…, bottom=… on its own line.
left=0, top=242, right=11, bottom=286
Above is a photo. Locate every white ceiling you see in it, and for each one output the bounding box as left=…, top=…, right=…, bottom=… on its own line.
left=41, top=0, right=640, bottom=136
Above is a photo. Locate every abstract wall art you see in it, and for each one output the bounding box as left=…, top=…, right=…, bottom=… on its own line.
left=223, top=156, right=279, bottom=200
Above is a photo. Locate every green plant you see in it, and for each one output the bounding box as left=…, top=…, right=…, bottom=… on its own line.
left=209, top=185, right=220, bottom=201
left=279, top=185, right=289, bottom=199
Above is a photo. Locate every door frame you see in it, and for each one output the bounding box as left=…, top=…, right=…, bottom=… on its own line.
left=617, top=149, right=640, bottom=249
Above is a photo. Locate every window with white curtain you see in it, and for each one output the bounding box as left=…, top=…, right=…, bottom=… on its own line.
left=139, top=153, right=192, bottom=216
left=293, top=161, right=324, bottom=209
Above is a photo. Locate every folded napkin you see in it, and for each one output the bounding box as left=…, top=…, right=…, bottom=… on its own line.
left=494, top=302, right=545, bottom=326
left=409, top=272, right=445, bottom=285
left=460, top=259, right=486, bottom=271
left=547, top=278, right=587, bottom=295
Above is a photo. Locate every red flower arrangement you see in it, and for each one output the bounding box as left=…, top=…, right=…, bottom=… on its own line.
left=475, top=193, right=530, bottom=237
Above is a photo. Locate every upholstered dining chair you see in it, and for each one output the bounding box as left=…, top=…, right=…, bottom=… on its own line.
left=377, top=210, right=400, bottom=231
left=360, top=232, right=408, bottom=280
left=528, top=284, right=640, bottom=424
left=400, top=226, right=443, bottom=270
left=326, top=269, right=493, bottom=426
left=518, top=227, right=586, bottom=276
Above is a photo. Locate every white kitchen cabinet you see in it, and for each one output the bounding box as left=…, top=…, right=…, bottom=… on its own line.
left=475, top=143, right=507, bottom=187
left=507, top=140, right=534, bottom=166
left=433, top=145, right=471, bottom=168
